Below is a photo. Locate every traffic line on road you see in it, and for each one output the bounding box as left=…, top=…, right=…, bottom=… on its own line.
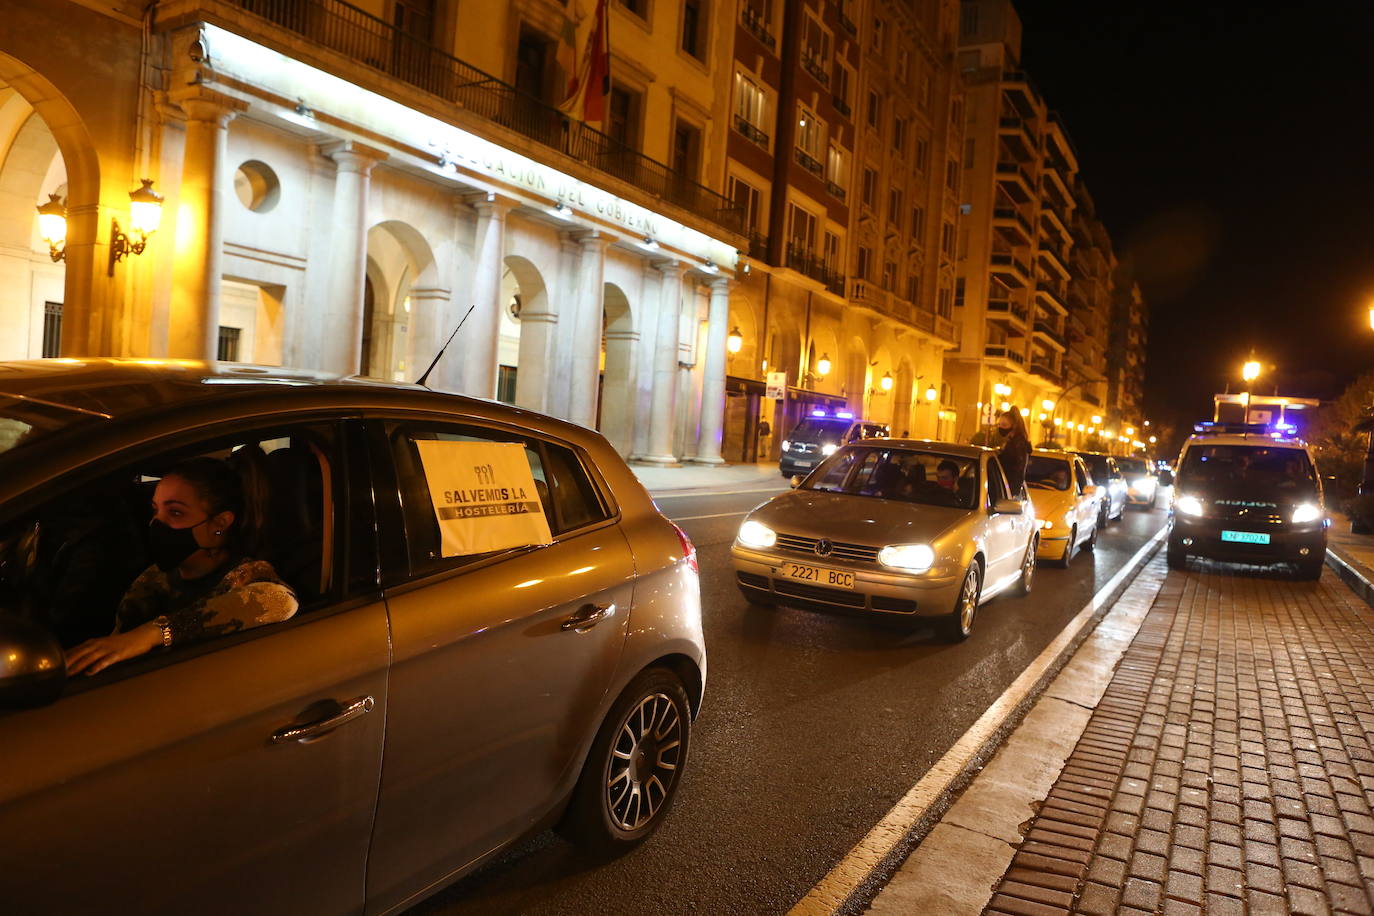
left=652, top=485, right=786, bottom=498
left=669, top=510, right=751, bottom=522
left=789, top=524, right=1169, bottom=916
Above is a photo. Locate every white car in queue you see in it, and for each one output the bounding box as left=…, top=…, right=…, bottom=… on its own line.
left=730, top=440, right=1038, bottom=640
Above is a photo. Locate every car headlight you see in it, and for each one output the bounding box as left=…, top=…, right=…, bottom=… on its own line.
left=1291, top=503, right=1322, bottom=524
left=878, top=543, right=935, bottom=572
left=1175, top=495, right=1204, bottom=517
left=821, top=442, right=838, bottom=456
left=1040, top=518, right=1055, bottom=530
left=781, top=439, right=791, bottom=452
left=736, top=519, right=777, bottom=549
left=1132, top=477, right=1154, bottom=490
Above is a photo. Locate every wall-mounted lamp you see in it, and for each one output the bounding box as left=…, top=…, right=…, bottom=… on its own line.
left=815, top=353, right=831, bottom=377
left=880, top=371, right=894, bottom=392
left=641, top=236, right=660, bottom=251
left=993, top=382, right=1012, bottom=397
left=1091, top=414, right=1102, bottom=425
left=551, top=202, right=573, bottom=220
left=1042, top=399, right=1055, bottom=412
left=999, top=400, right=1011, bottom=412
left=924, top=384, right=938, bottom=402
left=36, top=193, right=67, bottom=262
left=726, top=326, right=743, bottom=353
left=108, top=179, right=164, bottom=275
left=703, top=259, right=718, bottom=273
left=1019, top=407, right=1030, bottom=417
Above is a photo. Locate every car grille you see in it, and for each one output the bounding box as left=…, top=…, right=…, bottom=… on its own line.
left=775, top=533, right=881, bottom=562
left=1208, top=503, right=1285, bottom=525
left=773, top=579, right=867, bottom=608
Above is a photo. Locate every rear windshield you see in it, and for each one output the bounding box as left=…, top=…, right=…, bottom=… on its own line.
left=1180, top=444, right=1316, bottom=497
left=805, top=446, right=979, bottom=509
left=0, top=394, right=107, bottom=460
left=1116, top=458, right=1150, bottom=476
left=787, top=417, right=853, bottom=443
left=1077, top=454, right=1111, bottom=481
left=1026, top=455, right=1073, bottom=491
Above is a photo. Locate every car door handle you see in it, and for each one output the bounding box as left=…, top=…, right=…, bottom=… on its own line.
left=561, top=602, right=616, bottom=633
left=270, top=695, right=376, bottom=745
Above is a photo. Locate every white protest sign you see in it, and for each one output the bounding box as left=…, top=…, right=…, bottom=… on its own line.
left=415, top=440, right=552, bottom=557
left=766, top=371, right=788, bottom=400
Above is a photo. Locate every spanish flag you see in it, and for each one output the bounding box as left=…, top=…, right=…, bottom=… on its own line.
left=560, top=0, right=610, bottom=126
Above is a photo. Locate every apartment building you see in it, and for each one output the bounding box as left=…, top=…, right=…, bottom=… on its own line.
left=1108, top=275, right=1149, bottom=429
left=948, top=0, right=1146, bottom=452
left=721, top=0, right=963, bottom=460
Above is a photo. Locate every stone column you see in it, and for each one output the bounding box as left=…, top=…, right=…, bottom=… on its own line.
left=460, top=195, right=512, bottom=398
left=567, top=233, right=609, bottom=427
left=167, top=88, right=246, bottom=359
left=640, top=261, right=684, bottom=466
left=403, top=285, right=451, bottom=382
left=691, top=277, right=733, bottom=464
left=320, top=141, right=386, bottom=375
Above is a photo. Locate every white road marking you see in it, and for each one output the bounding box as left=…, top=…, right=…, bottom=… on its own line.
left=789, top=524, right=1169, bottom=916
left=669, top=510, right=751, bottom=521
left=653, top=485, right=787, bottom=498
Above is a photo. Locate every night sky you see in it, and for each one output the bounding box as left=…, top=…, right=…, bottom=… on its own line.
left=1014, top=2, right=1374, bottom=439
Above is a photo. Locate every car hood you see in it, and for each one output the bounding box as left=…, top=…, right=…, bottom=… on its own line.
left=1027, top=486, right=1074, bottom=518
left=747, top=490, right=972, bottom=546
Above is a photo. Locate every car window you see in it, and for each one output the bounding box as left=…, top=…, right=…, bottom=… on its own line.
left=987, top=458, right=1009, bottom=504
left=1117, top=458, right=1150, bottom=476
left=541, top=442, right=612, bottom=532
left=0, top=422, right=341, bottom=670
left=1026, top=456, right=1072, bottom=491
left=806, top=446, right=978, bottom=509
left=1074, top=459, right=1089, bottom=492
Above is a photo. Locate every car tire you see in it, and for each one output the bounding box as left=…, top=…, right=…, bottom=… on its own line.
left=1014, top=538, right=1036, bottom=596
left=559, top=668, right=692, bottom=855
left=1111, top=500, right=1125, bottom=522
left=1081, top=523, right=1098, bottom=553
left=1056, top=527, right=1077, bottom=568
left=1098, top=505, right=1109, bottom=529
left=1166, top=536, right=1188, bottom=570
left=942, top=563, right=982, bottom=642
left=1295, top=551, right=1325, bottom=581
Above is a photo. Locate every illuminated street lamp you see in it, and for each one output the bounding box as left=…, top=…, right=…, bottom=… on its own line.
left=1091, top=415, right=1102, bottom=425
left=1042, top=399, right=1055, bottom=412
left=925, top=384, right=938, bottom=402
left=815, top=353, right=831, bottom=377
left=880, top=371, right=894, bottom=391
left=1242, top=358, right=1263, bottom=424
left=36, top=193, right=67, bottom=261
left=726, top=327, right=743, bottom=353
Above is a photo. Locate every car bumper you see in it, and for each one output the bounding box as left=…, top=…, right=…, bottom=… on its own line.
left=779, top=456, right=822, bottom=476
left=1126, top=487, right=1156, bottom=505
left=729, top=545, right=962, bottom=618
left=1169, top=518, right=1327, bottom=564
left=1036, top=532, right=1071, bottom=560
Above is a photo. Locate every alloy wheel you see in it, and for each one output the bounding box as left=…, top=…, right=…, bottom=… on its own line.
left=958, top=566, right=979, bottom=632
left=605, top=692, right=684, bottom=832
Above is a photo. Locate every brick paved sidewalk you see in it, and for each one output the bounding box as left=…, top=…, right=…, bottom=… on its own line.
left=985, top=563, right=1374, bottom=916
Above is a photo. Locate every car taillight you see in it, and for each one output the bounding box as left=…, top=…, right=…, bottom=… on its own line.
left=672, top=523, right=698, bottom=574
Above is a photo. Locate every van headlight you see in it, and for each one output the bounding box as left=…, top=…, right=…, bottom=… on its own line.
left=1291, top=503, right=1322, bottom=524
left=821, top=442, right=838, bottom=456
left=1132, top=477, right=1154, bottom=491
left=781, top=440, right=791, bottom=452
left=737, top=519, right=777, bottom=548
left=878, top=543, right=935, bottom=572
left=1175, top=495, right=1204, bottom=517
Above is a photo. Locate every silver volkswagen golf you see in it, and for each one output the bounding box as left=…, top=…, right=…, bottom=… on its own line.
left=730, top=440, right=1038, bottom=640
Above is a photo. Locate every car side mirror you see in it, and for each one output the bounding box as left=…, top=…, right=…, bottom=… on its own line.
left=992, top=498, right=1023, bottom=515
left=790, top=475, right=804, bottom=488
left=0, top=614, right=66, bottom=708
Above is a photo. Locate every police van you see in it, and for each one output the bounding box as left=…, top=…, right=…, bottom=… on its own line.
left=778, top=410, right=889, bottom=478
left=1167, top=422, right=1328, bottom=578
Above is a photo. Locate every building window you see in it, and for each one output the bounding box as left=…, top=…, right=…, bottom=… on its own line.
left=788, top=204, right=817, bottom=253
left=892, top=116, right=906, bottom=153
left=41, top=301, right=62, bottom=358
left=961, top=3, right=979, bottom=38
left=823, top=231, right=841, bottom=270
left=728, top=175, right=763, bottom=234
left=733, top=72, right=770, bottom=146
left=888, top=188, right=903, bottom=226
left=938, top=285, right=953, bottom=317
left=883, top=260, right=896, bottom=291
left=915, top=137, right=930, bottom=172
left=497, top=365, right=518, bottom=404
left=217, top=326, right=241, bottom=362
left=955, top=277, right=966, bottom=307
left=856, top=245, right=872, bottom=280
left=833, top=61, right=854, bottom=114
left=682, top=0, right=707, bottom=60
left=940, top=221, right=955, bottom=258
left=866, top=89, right=882, bottom=129
left=896, top=48, right=910, bottom=85
left=515, top=26, right=554, bottom=104
left=796, top=105, right=825, bottom=173
left=921, top=74, right=933, bottom=112
left=861, top=167, right=878, bottom=208
left=617, top=0, right=649, bottom=20
left=801, top=13, right=831, bottom=81
left=964, top=137, right=976, bottom=168
left=826, top=144, right=849, bottom=191
left=673, top=120, right=702, bottom=182
left=608, top=84, right=641, bottom=149
left=945, top=158, right=960, bottom=192
left=905, top=274, right=919, bottom=303
left=910, top=205, right=926, bottom=239
left=871, top=17, right=885, bottom=55
left=393, top=0, right=435, bottom=41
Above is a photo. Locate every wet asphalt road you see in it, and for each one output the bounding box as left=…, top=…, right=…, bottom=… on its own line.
left=416, top=487, right=1167, bottom=916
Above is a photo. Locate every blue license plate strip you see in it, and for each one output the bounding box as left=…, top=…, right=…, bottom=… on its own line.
left=1221, top=530, right=1270, bottom=545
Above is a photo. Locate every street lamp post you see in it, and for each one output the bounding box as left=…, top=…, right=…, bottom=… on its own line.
left=1242, top=359, right=1261, bottom=425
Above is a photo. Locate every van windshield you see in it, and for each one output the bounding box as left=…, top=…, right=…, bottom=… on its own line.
left=787, top=417, right=853, bottom=444
left=1180, top=445, right=1316, bottom=499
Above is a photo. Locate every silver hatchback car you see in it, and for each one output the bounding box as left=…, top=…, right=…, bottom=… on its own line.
left=0, top=359, right=704, bottom=915
left=731, top=441, right=1038, bottom=640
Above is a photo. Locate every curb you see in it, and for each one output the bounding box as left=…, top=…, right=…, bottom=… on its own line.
left=801, top=526, right=1168, bottom=916
left=1327, top=542, right=1374, bottom=609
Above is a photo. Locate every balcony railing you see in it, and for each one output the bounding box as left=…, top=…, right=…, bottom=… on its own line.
left=834, top=3, right=858, bottom=35
left=794, top=147, right=824, bottom=176
left=740, top=5, right=777, bottom=50
left=832, top=94, right=852, bottom=117
left=1033, top=319, right=1065, bottom=345
left=990, top=251, right=1031, bottom=277
left=228, top=0, right=743, bottom=235
left=993, top=206, right=1033, bottom=239
left=733, top=115, right=770, bottom=149
left=801, top=50, right=831, bottom=86
left=825, top=180, right=847, bottom=201
left=985, top=344, right=1027, bottom=366
left=747, top=230, right=770, bottom=261
left=1030, top=359, right=1061, bottom=383
left=988, top=298, right=1029, bottom=322
left=786, top=243, right=844, bottom=293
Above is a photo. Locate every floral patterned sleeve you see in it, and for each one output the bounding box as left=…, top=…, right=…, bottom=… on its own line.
left=164, top=559, right=299, bottom=647
left=115, top=566, right=171, bottom=634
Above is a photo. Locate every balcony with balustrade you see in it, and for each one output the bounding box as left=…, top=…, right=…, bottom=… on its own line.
left=990, top=250, right=1031, bottom=288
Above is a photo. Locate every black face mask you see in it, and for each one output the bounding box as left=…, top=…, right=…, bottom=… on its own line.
left=148, top=518, right=207, bottom=572
left=996, top=426, right=1012, bottom=438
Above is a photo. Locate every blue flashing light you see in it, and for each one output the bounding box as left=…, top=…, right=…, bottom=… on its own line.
left=836, top=411, right=854, bottom=419
left=811, top=409, right=827, bottom=417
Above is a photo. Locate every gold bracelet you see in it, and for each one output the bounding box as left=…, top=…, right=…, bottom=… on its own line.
left=154, top=616, right=172, bottom=648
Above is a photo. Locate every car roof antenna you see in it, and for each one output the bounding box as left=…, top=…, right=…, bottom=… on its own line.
left=415, top=304, right=476, bottom=388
